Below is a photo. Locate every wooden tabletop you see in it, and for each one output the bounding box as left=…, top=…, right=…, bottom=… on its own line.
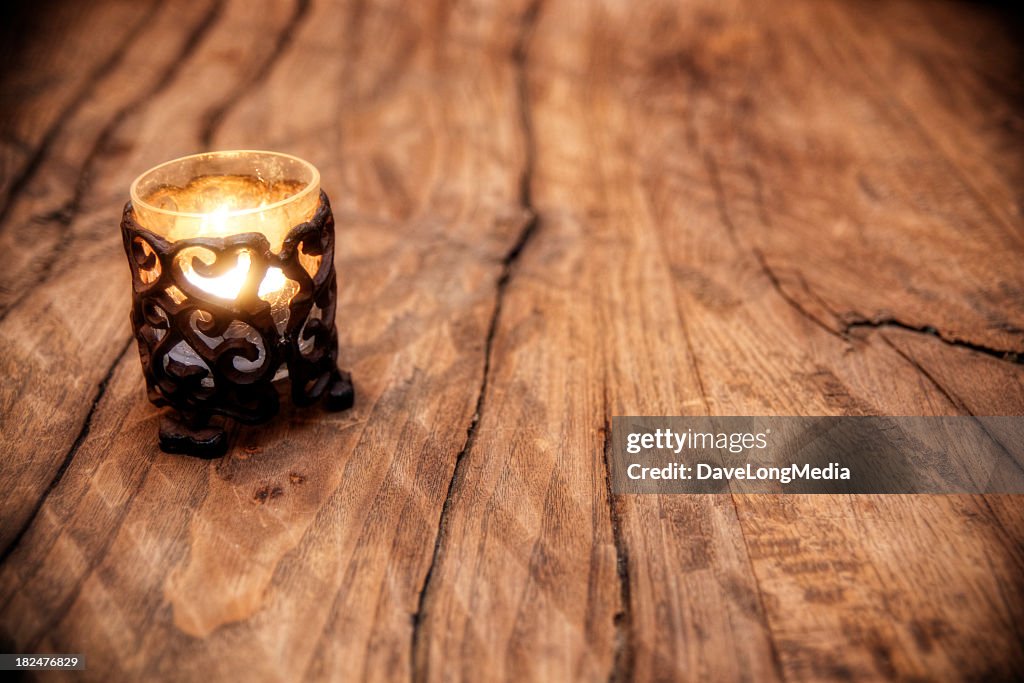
left=1, top=0, right=1022, bottom=680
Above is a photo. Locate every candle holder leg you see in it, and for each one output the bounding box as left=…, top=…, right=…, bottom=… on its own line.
left=158, top=411, right=228, bottom=458
left=324, top=368, right=355, bottom=411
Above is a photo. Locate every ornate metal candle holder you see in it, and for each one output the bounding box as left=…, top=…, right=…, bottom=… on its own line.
left=121, top=152, right=353, bottom=457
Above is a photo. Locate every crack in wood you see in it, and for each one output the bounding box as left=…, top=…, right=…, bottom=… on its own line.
left=844, top=317, right=1023, bottom=365
left=744, top=154, right=1024, bottom=663
left=0, top=336, right=134, bottom=567
left=410, top=3, right=542, bottom=679
left=705, top=156, right=845, bottom=346
left=750, top=247, right=847, bottom=341
left=735, top=150, right=1023, bottom=672
left=704, top=123, right=1022, bottom=372
left=0, top=0, right=227, bottom=326
left=199, top=0, right=312, bottom=147
left=600, top=414, right=634, bottom=683
left=752, top=247, right=1023, bottom=366
left=408, top=198, right=540, bottom=679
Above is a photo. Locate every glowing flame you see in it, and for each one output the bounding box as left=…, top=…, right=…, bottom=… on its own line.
left=258, top=266, right=288, bottom=298
left=183, top=250, right=291, bottom=304
left=175, top=204, right=290, bottom=303
left=184, top=251, right=248, bottom=300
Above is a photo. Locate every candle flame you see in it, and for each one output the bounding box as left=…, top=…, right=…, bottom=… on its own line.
left=183, top=250, right=291, bottom=304
left=258, top=266, right=288, bottom=298
left=178, top=204, right=295, bottom=304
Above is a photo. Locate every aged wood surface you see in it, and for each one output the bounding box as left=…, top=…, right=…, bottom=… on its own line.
left=0, top=0, right=1022, bottom=680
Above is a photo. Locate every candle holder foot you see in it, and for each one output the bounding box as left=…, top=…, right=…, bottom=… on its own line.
left=159, top=412, right=228, bottom=458
left=324, top=369, right=355, bottom=411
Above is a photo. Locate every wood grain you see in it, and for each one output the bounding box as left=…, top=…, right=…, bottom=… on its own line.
left=0, top=0, right=1021, bottom=681
left=0, top=0, right=159, bottom=227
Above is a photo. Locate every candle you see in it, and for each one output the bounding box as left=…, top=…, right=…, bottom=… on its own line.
left=130, top=152, right=320, bottom=328
left=122, top=150, right=354, bottom=456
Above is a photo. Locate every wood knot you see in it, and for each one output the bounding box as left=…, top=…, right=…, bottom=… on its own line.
left=253, top=484, right=284, bottom=504
left=236, top=445, right=261, bottom=461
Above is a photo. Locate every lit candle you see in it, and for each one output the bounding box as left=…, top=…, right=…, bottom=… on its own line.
left=130, top=152, right=320, bottom=327
left=122, top=150, right=354, bottom=457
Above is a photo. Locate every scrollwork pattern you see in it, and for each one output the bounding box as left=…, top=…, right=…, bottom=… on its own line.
left=121, top=191, right=345, bottom=427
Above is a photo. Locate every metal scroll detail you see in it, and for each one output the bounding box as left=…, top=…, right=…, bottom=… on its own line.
left=121, top=191, right=349, bottom=431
